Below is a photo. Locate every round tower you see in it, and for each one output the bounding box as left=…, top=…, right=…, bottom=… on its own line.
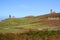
left=9, top=15, right=11, bottom=18
left=50, top=9, right=53, bottom=14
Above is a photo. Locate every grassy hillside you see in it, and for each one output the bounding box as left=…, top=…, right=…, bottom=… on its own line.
left=1, top=13, right=60, bottom=26
left=0, top=17, right=40, bottom=26
left=0, top=13, right=60, bottom=33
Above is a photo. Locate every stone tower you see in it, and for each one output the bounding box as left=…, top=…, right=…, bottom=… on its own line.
left=50, top=9, right=53, bottom=13
left=9, top=15, right=11, bottom=18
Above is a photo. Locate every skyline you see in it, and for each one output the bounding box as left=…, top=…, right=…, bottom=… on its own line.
left=0, top=0, right=60, bottom=20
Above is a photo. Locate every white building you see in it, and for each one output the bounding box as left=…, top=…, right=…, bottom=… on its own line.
left=48, top=9, right=60, bottom=20
left=48, top=17, right=59, bottom=20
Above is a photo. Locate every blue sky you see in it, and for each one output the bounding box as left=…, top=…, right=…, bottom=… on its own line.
left=0, top=0, right=60, bottom=19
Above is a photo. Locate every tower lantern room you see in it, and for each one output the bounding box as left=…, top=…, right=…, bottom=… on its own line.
left=50, top=9, right=53, bottom=13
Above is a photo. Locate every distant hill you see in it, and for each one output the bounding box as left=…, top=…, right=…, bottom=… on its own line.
left=36, top=13, right=60, bottom=19
left=0, top=12, right=60, bottom=27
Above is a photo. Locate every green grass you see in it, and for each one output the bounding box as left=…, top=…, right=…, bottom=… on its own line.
left=0, top=17, right=41, bottom=26
left=0, top=28, right=27, bottom=33
left=0, top=16, right=60, bottom=33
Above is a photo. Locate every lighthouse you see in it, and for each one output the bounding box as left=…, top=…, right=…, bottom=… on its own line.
left=9, top=15, right=11, bottom=18
left=48, top=9, right=59, bottom=20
